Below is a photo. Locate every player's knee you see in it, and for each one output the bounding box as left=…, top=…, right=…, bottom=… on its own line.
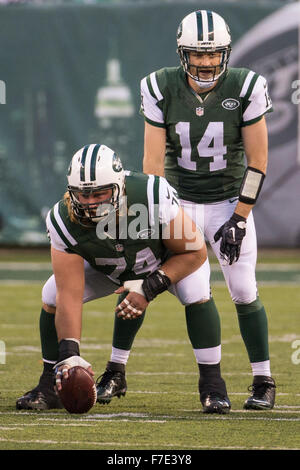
left=194, top=298, right=210, bottom=305
left=231, top=287, right=257, bottom=305
left=227, top=265, right=257, bottom=304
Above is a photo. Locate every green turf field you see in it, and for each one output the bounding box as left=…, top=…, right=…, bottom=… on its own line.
left=0, top=249, right=299, bottom=451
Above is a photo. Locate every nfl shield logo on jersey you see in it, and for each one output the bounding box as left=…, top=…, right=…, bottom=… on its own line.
left=115, top=243, right=124, bottom=252
left=195, top=107, right=204, bottom=116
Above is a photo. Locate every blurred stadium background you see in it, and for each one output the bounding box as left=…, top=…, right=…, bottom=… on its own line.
left=0, top=0, right=299, bottom=249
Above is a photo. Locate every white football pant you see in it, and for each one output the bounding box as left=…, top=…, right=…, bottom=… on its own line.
left=180, top=198, right=258, bottom=304
left=42, top=259, right=211, bottom=308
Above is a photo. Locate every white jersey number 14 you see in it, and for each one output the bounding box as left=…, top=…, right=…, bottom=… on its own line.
left=175, top=121, right=227, bottom=172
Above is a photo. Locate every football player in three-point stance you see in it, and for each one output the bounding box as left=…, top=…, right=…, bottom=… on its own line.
left=17, top=143, right=221, bottom=412
left=138, top=9, right=275, bottom=410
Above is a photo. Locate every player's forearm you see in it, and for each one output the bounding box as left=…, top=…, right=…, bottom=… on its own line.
left=143, top=153, right=165, bottom=176
left=55, top=296, right=82, bottom=342
left=233, top=200, right=254, bottom=219
left=143, top=122, right=166, bottom=176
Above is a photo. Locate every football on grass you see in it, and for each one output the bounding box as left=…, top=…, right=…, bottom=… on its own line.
left=58, top=366, right=97, bottom=414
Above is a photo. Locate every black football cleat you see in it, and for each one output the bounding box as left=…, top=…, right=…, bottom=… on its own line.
left=16, top=373, right=63, bottom=410
left=96, top=361, right=127, bottom=405
left=200, top=392, right=231, bottom=414
left=199, top=373, right=231, bottom=414
left=244, top=375, right=276, bottom=410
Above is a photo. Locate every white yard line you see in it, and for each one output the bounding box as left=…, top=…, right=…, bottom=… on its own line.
left=1, top=262, right=300, bottom=271
left=1, top=410, right=299, bottom=420
left=0, top=437, right=296, bottom=450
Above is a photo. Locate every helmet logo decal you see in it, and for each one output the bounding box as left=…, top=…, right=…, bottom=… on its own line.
left=67, top=162, right=72, bottom=176
left=112, top=153, right=123, bottom=172
left=177, top=22, right=182, bottom=40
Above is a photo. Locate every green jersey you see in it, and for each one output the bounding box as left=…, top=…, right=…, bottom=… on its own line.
left=46, top=172, right=179, bottom=284
left=140, top=66, right=272, bottom=203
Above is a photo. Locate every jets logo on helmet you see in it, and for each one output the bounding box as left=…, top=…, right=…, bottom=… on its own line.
left=67, top=144, right=125, bottom=225
left=112, top=153, right=123, bottom=172
left=177, top=10, right=231, bottom=87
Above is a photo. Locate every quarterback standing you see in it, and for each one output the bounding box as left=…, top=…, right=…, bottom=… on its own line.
left=139, top=9, right=276, bottom=410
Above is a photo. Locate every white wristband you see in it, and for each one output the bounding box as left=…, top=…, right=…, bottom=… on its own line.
left=64, top=338, right=80, bottom=346
left=123, top=280, right=146, bottom=297
left=54, top=355, right=91, bottom=370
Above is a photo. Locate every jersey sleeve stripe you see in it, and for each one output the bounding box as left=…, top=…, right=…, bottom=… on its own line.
left=243, top=73, right=260, bottom=105
left=146, top=175, right=160, bottom=227
left=158, top=178, right=180, bottom=225
left=150, top=72, right=163, bottom=102
left=147, top=175, right=155, bottom=226
left=240, top=115, right=264, bottom=127
left=49, top=211, right=72, bottom=250
left=144, top=116, right=166, bottom=128
left=46, top=210, right=68, bottom=251
left=242, top=74, right=272, bottom=122
left=140, top=76, right=165, bottom=125
left=153, top=175, right=160, bottom=206
left=239, top=70, right=256, bottom=98
left=144, top=75, right=156, bottom=100
left=53, top=203, right=77, bottom=246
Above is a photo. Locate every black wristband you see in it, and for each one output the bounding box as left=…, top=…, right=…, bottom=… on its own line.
left=58, top=339, right=80, bottom=362
left=239, top=166, right=265, bottom=205
left=142, top=270, right=171, bottom=302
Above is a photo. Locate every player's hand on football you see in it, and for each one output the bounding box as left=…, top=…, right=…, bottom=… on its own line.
left=213, top=213, right=247, bottom=265
left=54, top=356, right=94, bottom=391
left=115, top=281, right=149, bottom=320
